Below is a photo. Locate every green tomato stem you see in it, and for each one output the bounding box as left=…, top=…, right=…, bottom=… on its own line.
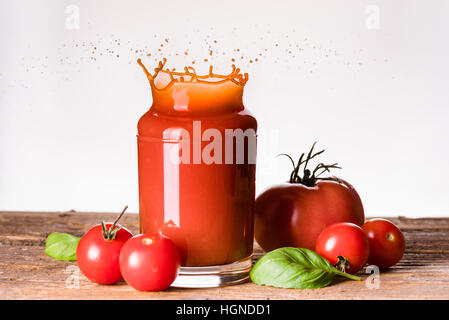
left=333, top=269, right=362, bottom=281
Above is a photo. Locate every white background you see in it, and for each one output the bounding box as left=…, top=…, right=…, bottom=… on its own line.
left=1, top=0, right=448, bottom=217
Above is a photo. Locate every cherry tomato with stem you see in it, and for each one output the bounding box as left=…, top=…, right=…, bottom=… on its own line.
left=77, top=206, right=133, bottom=285
left=119, top=233, right=181, bottom=291
left=362, top=218, right=405, bottom=269
left=315, top=222, right=370, bottom=274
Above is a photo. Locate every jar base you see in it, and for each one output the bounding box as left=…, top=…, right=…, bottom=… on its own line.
left=171, top=256, right=252, bottom=288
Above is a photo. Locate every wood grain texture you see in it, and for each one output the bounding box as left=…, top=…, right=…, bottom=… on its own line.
left=1, top=211, right=449, bottom=300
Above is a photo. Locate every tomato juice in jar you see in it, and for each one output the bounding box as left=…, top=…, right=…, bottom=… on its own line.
left=136, top=59, right=257, bottom=287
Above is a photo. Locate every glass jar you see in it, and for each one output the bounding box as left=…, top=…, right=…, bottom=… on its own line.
left=137, top=60, right=257, bottom=287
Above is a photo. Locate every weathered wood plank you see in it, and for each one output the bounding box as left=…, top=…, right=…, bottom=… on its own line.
left=1, top=211, right=449, bottom=300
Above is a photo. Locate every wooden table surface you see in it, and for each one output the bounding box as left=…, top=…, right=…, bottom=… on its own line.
left=1, top=211, right=448, bottom=300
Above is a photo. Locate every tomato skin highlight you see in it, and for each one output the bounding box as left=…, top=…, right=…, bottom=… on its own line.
left=255, top=179, right=364, bottom=252
left=76, top=224, right=133, bottom=285
left=119, top=233, right=181, bottom=291
left=315, top=222, right=370, bottom=274
left=362, top=218, right=405, bottom=269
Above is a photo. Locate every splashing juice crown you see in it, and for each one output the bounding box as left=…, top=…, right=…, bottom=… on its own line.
left=137, top=58, right=248, bottom=115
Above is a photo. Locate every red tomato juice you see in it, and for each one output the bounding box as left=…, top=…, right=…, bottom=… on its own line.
left=137, top=59, right=257, bottom=267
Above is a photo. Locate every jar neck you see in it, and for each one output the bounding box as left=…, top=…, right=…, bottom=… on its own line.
left=151, top=81, right=244, bottom=116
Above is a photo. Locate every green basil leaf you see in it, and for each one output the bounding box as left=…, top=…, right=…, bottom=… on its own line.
left=45, top=232, right=80, bottom=261
left=250, top=247, right=360, bottom=289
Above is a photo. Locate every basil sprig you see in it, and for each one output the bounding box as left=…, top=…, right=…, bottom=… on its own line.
left=250, top=247, right=361, bottom=289
left=45, top=232, right=80, bottom=261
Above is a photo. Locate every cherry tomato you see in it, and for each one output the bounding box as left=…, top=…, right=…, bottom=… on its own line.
left=315, top=222, right=370, bottom=274
left=119, top=233, right=181, bottom=291
left=255, top=179, right=364, bottom=251
left=362, top=218, right=405, bottom=269
left=77, top=223, right=133, bottom=284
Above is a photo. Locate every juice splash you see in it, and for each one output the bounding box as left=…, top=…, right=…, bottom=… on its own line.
left=137, top=58, right=248, bottom=114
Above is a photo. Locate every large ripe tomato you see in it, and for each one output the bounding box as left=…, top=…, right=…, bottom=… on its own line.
left=119, top=233, right=181, bottom=291
left=77, top=223, right=133, bottom=285
left=255, top=144, right=364, bottom=252
left=315, top=222, right=370, bottom=274
left=255, top=159, right=365, bottom=252
left=362, top=218, right=405, bottom=269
